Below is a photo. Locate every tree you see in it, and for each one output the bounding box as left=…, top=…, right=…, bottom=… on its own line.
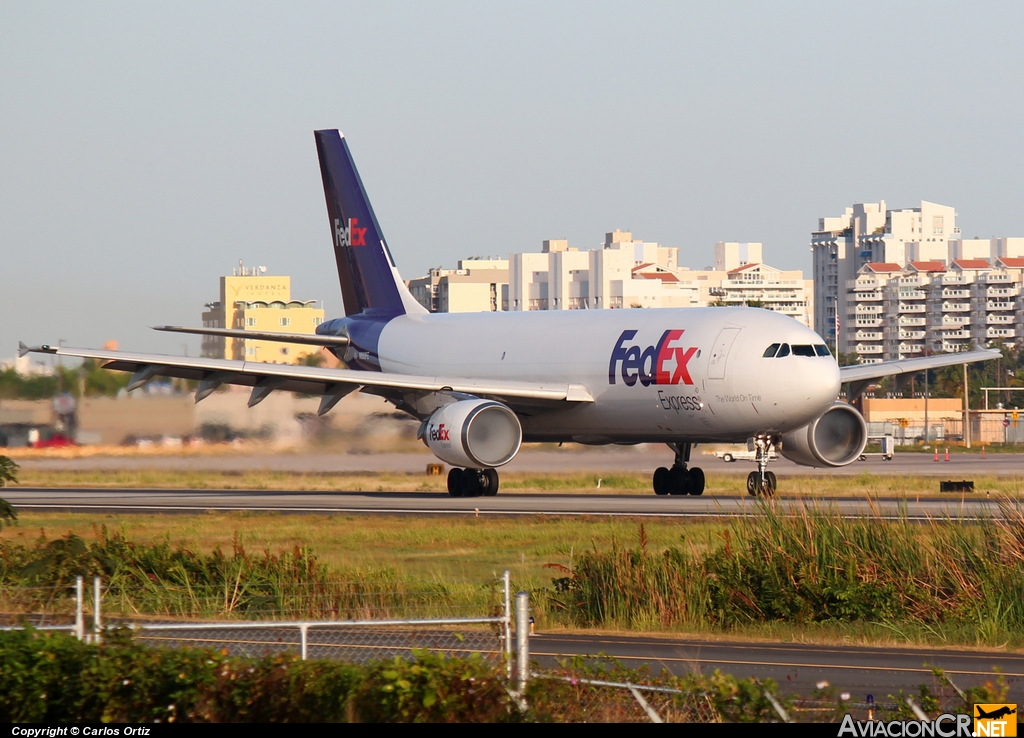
left=0, top=455, right=17, bottom=487
left=0, top=456, right=18, bottom=530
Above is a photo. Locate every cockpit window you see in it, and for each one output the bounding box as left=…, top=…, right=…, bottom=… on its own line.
left=815, top=344, right=831, bottom=357
left=792, top=344, right=816, bottom=357
left=763, top=343, right=781, bottom=358
left=776, top=343, right=790, bottom=357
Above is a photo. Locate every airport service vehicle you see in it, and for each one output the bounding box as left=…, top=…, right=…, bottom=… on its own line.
left=22, top=130, right=998, bottom=497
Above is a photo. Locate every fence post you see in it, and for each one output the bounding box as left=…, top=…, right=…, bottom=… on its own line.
left=300, top=623, right=309, bottom=660
left=93, top=576, right=102, bottom=645
left=515, top=591, right=530, bottom=695
left=503, top=570, right=512, bottom=679
left=75, top=576, right=84, bottom=641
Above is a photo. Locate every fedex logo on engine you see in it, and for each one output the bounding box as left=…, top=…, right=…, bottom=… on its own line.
left=428, top=423, right=450, bottom=442
left=609, top=330, right=698, bottom=387
left=334, top=217, right=368, bottom=248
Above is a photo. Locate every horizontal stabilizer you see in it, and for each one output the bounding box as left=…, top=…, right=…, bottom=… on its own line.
left=154, top=325, right=350, bottom=347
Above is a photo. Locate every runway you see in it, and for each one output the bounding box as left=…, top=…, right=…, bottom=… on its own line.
left=4, top=486, right=1021, bottom=519
left=11, top=446, right=1024, bottom=477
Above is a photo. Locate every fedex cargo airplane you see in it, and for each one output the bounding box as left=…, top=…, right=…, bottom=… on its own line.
left=23, top=130, right=998, bottom=497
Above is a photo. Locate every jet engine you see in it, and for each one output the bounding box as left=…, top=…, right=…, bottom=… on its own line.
left=778, top=402, right=867, bottom=468
left=420, top=399, right=522, bottom=468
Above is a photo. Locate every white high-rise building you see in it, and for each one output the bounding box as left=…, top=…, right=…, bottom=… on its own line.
left=812, top=201, right=1024, bottom=357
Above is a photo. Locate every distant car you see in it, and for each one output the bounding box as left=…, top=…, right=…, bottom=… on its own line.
left=31, top=433, right=75, bottom=448
left=714, top=449, right=776, bottom=463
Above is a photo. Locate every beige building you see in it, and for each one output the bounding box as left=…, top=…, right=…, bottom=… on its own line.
left=201, top=263, right=324, bottom=363
left=407, top=258, right=509, bottom=312
left=408, top=232, right=813, bottom=327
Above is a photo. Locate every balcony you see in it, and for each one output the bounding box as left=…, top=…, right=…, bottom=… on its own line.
left=856, top=344, right=884, bottom=354
left=900, top=330, right=926, bottom=340
left=855, top=332, right=884, bottom=340
left=986, top=327, right=1017, bottom=338
left=943, top=302, right=970, bottom=312
left=988, top=314, right=1015, bottom=324
left=853, top=291, right=883, bottom=301
left=854, top=318, right=883, bottom=327
left=939, top=329, right=971, bottom=339
left=986, top=286, right=1020, bottom=297
left=898, top=316, right=926, bottom=326
left=898, top=304, right=926, bottom=312
left=985, top=302, right=1016, bottom=312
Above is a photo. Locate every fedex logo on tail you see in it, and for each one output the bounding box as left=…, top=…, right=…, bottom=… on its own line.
left=609, top=330, right=698, bottom=387
left=334, top=217, right=368, bottom=248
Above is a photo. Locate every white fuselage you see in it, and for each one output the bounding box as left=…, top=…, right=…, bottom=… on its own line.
left=375, top=307, right=840, bottom=444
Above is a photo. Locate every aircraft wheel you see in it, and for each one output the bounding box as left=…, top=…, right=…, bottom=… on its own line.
left=482, top=468, right=499, bottom=496
left=669, top=467, right=689, bottom=496
left=461, top=468, right=483, bottom=497
left=687, top=467, right=705, bottom=496
left=446, top=466, right=466, bottom=495
left=653, top=467, right=671, bottom=496
left=746, top=472, right=758, bottom=497
left=764, top=472, right=777, bottom=497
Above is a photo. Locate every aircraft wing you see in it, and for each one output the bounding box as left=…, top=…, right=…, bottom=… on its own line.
left=839, top=347, right=1000, bottom=401
left=20, top=344, right=594, bottom=415
left=153, top=325, right=351, bottom=347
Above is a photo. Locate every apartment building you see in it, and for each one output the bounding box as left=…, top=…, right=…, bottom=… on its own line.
left=814, top=200, right=1024, bottom=359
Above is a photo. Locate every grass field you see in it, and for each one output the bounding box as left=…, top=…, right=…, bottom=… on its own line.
left=3, top=465, right=1024, bottom=649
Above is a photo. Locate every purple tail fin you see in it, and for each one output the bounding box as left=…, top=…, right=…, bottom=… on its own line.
left=315, top=130, right=425, bottom=316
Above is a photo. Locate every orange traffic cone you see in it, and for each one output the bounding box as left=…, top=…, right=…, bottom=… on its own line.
left=934, top=448, right=939, bottom=462
left=944, top=448, right=950, bottom=462
left=981, top=446, right=986, bottom=459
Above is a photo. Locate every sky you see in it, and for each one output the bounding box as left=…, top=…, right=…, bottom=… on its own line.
left=3, top=1, right=1024, bottom=360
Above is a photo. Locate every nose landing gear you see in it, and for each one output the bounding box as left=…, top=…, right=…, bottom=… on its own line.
left=652, top=442, right=705, bottom=496
left=745, top=434, right=778, bottom=497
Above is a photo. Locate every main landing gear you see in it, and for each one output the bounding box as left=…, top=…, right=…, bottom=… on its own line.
left=447, top=467, right=499, bottom=497
left=745, top=434, right=778, bottom=497
left=652, top=442, right=705, bottom=496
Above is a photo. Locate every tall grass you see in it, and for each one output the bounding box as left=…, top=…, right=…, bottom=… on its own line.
left=549, top=501, right=1024, bottom=646
left=0, top=527, right=501, bottom=620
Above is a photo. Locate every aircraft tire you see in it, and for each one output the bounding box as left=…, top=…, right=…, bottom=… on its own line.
left=482, top=468, right=499, bottom=496
left=688, top=467, right=705, bottom=496
left=669, top=467, right=689, bottom=496
left=746, top=472, right=758, bottom=497
left=764, top=471, right=777, bottom=496
left=461, top=469, right=484, bottom=497
left=447, top=468, right=464, bottom=497
left=653, top=467, right=671, bottom=496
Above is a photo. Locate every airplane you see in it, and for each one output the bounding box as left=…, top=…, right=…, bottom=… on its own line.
left=22, top=129, right=1000, bottom=498
left=976, top=706, right=1016, bottom=721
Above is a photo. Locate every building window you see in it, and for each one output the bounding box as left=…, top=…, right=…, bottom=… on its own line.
left=279, top=317, right=290, bottom=327
left=245, top=318, right=256, bottom=327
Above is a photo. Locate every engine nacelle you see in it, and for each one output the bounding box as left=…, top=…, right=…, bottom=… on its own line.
left=778, top=402, right=867, bottom=468
left=420, top=399, right=522, bottom=468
